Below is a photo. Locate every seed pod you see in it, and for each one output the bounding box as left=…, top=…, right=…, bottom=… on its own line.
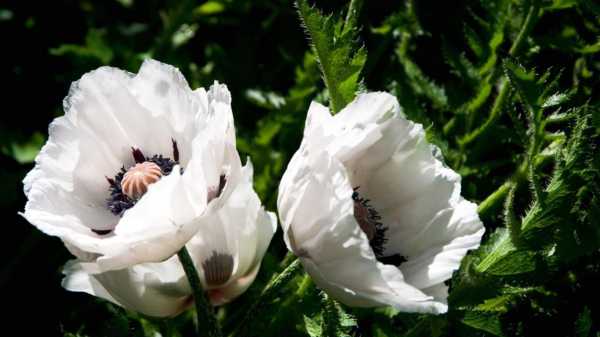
left=121, top=162, right=162, bottom=199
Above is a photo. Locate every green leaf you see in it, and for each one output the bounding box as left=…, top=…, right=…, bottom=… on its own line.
left=50, top=29, right=113, bottom=64
left=575, top=307, right=592, bottom=337
left=544, top=0, right=578, bottom=10
left=397, top=52, right=448, bottom=110
left=319, top=292, right=356, bottom=337
left=503, top=60, right=570, bottom=121
left=542, top=92, right=571, bottom=108
left=503, top=59, right=540, bottom=118
left=462, top=311, right=503, bottom=336
left=296, top=0, right=366, bottom=113
left=464, top=25, right=485, bottom=59
left=245, top=89, right=286, bottom=110
left=400, top=315, right=447, bottom=337
left=476, top=229, right=536, bottom=276
left=1, top=132, right=45, bottom=164
left=171, top=23, right=198, bottom=48
left=194, top=1, right=225, bottom=16
left=304, top=315, right=323, bottom=337
left=522, top=110, right=600, bottom=259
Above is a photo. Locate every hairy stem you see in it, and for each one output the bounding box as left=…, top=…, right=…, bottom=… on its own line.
left=459, top=1, right=541, bottom=147
left=177, top=247, right=222, bottom=337
left=230, top=259, right=304, bottom=337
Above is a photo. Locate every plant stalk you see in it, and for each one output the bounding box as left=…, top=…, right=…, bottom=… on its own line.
left=177, top=247, right=222, bottom=337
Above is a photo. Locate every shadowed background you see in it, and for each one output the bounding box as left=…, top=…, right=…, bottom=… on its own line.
left=1, top=0, right=599, bottom=336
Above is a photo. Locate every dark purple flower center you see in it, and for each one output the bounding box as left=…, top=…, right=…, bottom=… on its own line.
left=353, top=188, right=406, bottom=266
left=105, top=140, right=180, bottom=217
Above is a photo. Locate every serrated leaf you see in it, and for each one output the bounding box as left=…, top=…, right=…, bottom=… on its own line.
left=319, top=292, right=356, bottom=337
left=503, top=59, right=570, bottom=122
left=542, top=92, right=571, bottom=108
left=462, top=311, right=503, bottom=336
left=296, top=0, right=366, bottom=113
left=503, top=59, right=540, bottom=116
left=304, top=315, right=323, bottom=337
left=399, top=57, right=448, bottom=109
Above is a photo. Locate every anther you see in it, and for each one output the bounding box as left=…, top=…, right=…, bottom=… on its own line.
left=172, top=139, right=179, bottom=163
left=131, top=147, right=146, bottom=164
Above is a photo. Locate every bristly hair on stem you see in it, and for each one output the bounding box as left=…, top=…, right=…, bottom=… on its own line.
left=177, top=246, right=222, bottom=337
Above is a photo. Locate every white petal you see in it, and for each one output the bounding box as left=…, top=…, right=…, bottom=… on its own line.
left=94, top=167, right=207, bottom=271
left=398, top=199, right=484, bottom=289
left=66, top=65, right=174, bottom=165
left=186, top=160, right=276, bottom=295
left=279, top=151, right=446, bottom=313
left=62, top=258, right=190, bottom=318
left=207, top=262, right=261, bottom=306
left=24, top=60, right=271, bottom=279
left=129, top=59, right=206, bottom=164
left=279, top=92, right=483, bottom=313
left=306, top=92, right=401, bottom=164
left=352, top=118, right=484, bottom=289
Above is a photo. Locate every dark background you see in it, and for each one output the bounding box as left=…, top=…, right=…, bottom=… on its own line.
left=1, top=0, right=599, bottom=336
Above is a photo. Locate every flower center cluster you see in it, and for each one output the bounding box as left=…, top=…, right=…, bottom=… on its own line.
left=105, top=140, right=179, bottom=217
left=353, top=188, right=406, bottom=266
left=352, top=188, right=387, bottom=257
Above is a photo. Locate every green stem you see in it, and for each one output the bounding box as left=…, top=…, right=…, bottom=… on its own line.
left=478, top=163, right=528, bottom=219
left=459, top=79, right=510, bottom=146
left=279, top=251, right=296, bottom=269
left=274, top=273, right=315, bottom=314
left=508, top=1, right=541, bottom=56
left=295, top=274, right=313, bottom=297
left=177, top=247, right=222, bottom=337
left=458, top=1, right=541, bottom=147
left=230, top=259, right=304, bottom=337
left=477, top=179, right=513, bottom=218
left=528, top=132, right=545, bottom=205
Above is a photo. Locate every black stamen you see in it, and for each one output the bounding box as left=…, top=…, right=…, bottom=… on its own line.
left=107, top=146, right=179, bottom=217
left=91, top=229, right=112, bottom=235
left=172, top=138, right=179, bottom=163
left=131, top=147, right=146, bottom=163
left=105, top=176, right=117, bottom=188
left=148, top=154, right=177, bottom=175
left=377, top=254, right=407, bottom=266
left=352, top=187, right=406, bottom=267
left=207, top=174, right=228, bottom=202
left=217, top=174, right=226, bottom=198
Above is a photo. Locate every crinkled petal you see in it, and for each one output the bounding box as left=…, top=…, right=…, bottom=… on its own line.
left=278, top=92, right=483, bottom=313
left=398, top=199, right=484, bottom=289
left=62, top=258, right=190, bottom=318
left=279, top=152, right=447, bottom=313
left=187, top=160, right=276, bottom=298
left=23, top=60, right=243, bottom=271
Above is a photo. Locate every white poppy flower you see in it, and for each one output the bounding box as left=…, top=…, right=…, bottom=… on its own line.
left=22, top=59, right=267, bottom=273
left=277, top=92, right=484, bottom=314
left=62, top=162, right=276, bottom=317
